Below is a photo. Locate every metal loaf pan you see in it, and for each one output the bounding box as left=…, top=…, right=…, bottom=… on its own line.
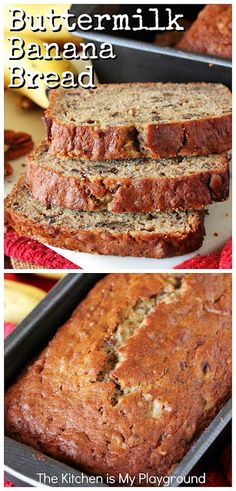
left=4, top=274, right=232, bottom=487
left=69, top=4, right=232, bottom=88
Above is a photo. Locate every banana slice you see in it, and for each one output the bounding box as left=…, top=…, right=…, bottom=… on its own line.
left=36, top=273, right=66, bottom=280
left=4, top=35, right=77, bottom=108
left=4, top=279, right=46, bottom=324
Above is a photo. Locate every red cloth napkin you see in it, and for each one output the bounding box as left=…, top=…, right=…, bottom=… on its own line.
left=201, top=444, right=231, bottom=486
left=4, top=232, right=80, bottom=269
left=4, top=480, right=15, bottom=487
left=176, top=238, right=232, bottom=269
left=5, top=232, right=232, bottom=270
left=4, top=273, right=58, bottom=292
left=4, top=322, right=16, bottom=337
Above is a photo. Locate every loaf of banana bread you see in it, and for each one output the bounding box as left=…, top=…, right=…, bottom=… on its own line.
left=5, top=273, right=232, bottom=484
left=177, top=5, right=232, bottom=59
left=4, top=178, right=205, bottom=258
left=26, top=142, right=229, bottom=212
left=44, top=83, right=232, bottom=160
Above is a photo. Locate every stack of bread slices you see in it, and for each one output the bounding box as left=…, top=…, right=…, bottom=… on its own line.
left=5, top=82, right=232, bottom=259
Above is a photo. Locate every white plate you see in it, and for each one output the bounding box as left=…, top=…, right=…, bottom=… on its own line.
left=47, top=194, right=231, bottom=271
left=5, top=91, right=231, bottom=271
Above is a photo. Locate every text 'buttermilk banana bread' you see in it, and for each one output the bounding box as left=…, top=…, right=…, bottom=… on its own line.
left=5, top=178, right=204, bottom=259
left=177, top=5, right=232, bottom=59
left=44, top=83, right=232, bottom=160
left=5, top=273, right=232, bottom=485
left=26, top=142, right=229, bottom=213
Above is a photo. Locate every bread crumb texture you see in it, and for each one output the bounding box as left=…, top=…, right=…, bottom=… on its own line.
left=26, top=143, right=229, bottom=212
left=44, top=83, right=232, bottom=159
left=4, top=178, right=205, bottom=258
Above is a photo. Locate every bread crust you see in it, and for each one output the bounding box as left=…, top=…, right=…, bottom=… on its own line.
left=5, top=273, right=232, bottom=483
left=45, top=115, right=232, bottom=160
left=44, top=84, right=232, bottom=160
left=5, top=179, right=205, bottom=259
left=177, top=5, right=232, bottom=59
left=26, top=151, right=229, bottom=212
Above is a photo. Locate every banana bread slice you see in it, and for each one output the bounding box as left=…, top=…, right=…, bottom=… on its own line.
left=177, top=5, right=232, bottom=59
left=5, top=273, right=232, bottom=483
left=26, top=142, right=229, bottom=213
left=5, top=178, right=205, bottom=258
left=44, top=83, right=232, bottom=160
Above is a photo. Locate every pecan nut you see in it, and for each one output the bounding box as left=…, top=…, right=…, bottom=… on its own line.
left=4, top=129, right=34, bottom=160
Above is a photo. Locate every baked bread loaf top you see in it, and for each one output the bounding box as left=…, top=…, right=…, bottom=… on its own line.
left=5, top=273, right=232, bottom=484
left=4, top=178, right=204, bottom=258
left=154, top=18, right=191, bottom=47
left=44, top=83, right=232, bottom=160
left=26, top=143, right=229, bottom=213
left=177, top=5, right=232, bottom=59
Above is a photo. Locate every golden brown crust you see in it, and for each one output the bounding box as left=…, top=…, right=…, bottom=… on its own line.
left=45, top=115, right=232, bottom=160
left=4, top=179, right=205, bottom=259
left=26, top=150, right=229, bottom=212
left=146, top=116, right=232, bottom=158
left=5, top=273, right=232, bottom=483
left=44, top=84, right=232, bottom=160
left=177, top=5, right=232, bottom=59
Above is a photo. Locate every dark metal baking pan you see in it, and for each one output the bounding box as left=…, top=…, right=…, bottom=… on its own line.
left=69, top=4, right=231, bottom=88
left=5, top=274, right=232, bottom=487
